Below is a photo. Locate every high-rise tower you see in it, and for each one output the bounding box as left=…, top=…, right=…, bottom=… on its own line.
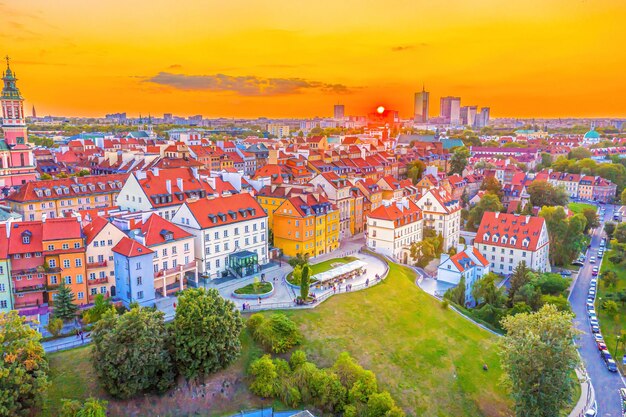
left=1, top=56, right=28, bottom=146
left=413, top=85, right=429, bottom=123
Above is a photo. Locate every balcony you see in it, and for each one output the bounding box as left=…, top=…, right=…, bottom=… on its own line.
left=87, top=260, right=107, bottom=268
left=13, top=284, right=46, bottom=294
left=88, top=276, right=109, bottom=285
left=88, top=291, right=108, bottom=301
left=14, top=301, right=41, bottom=309
left=155, top=261, right=197, bottom=278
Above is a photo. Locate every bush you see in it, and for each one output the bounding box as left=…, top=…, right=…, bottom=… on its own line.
left=248, top=355, right=278, bottom=398
left=248, top=313, right=302, bottom=353
left=46, top=317, right=64, bottom=337
left=441, top=300, right=449, bottom=309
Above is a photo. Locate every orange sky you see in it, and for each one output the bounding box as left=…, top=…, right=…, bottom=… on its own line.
left=2, top=0, right=626, bottom=119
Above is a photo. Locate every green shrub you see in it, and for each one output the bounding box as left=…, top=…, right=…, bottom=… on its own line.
left=46, top=317, right=64, bottom=337
left=248, top=355, right=278, bottom=398
left=249, top=313, right=302, bottom=353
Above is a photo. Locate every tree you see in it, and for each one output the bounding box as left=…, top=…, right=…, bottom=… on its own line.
left=527, top=181, right=568, bottom=207
left=40, top=173, right=52, bottom=180
left=60, top=397, right=108, bottom=417
left=0, top=311, right=49, bottom=416
left=444, top=275, right=466, bottom=306
left=410, top=239, right=435, bottom=267
left=449, top=146, right=470, bottom=175
left=621, top=188, right=626, bottom=205
left=480, top=176, right=504, bottom=199
left=248, top=355, right=278, bottom=398
left=46, top=317, right=64, bottom=337
left=467, top=192, right=504, bottom=230
left=602, top=300, right=619, bottom=317
left=172, top=288, right=244, bottom=380
left=581, top=208, right=599, bottom=233
left=602, top=270, right=619, bottom=289
left=568, top=147, right=592, bottom=160
left=541, top=295, right=570, bottom=312
left=604, top=221, right=616, bottom=239
left=365, top=391, right=405, bottom=417
left=300, top=264, right=311, bottom=300
left=52, top=282, right=79, bottom=322
left=615, top=222, right=626, bottom=244
left=508, top=261, right=531, bottom=306
left=472, top=272, right=507, bottom=308
left=82, top=294, right=116, bottom=324
left=540, top=207, right=587, bottom=266
left=91, top=307, right=175, bottom=399
left=513, top=283, right=543, bottom=311
left=248, top=313, right=302, bottom=353
left=500, top=305, right=579, bottom=417
left=407, top=160, right=426, bottom=185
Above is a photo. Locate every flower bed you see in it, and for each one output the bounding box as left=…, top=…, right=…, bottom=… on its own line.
left=232, top=281, right=274, bottom=299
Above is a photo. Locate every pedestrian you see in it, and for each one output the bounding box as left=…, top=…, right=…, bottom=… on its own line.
left=75, top=329, right=79, bottom=339
left=80, top=331, right=84, bottom=343
left=242, top=303, right=246, bottom=311
left=258, top=296, right=261, bottom=305
left=366, top=278, right=369, bottom=287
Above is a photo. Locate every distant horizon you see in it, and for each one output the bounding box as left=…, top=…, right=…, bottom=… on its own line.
left=5, top=1, right=626, bottom=119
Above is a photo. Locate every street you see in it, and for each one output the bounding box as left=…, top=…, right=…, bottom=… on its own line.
left=569, top=203, right=626, bottom=417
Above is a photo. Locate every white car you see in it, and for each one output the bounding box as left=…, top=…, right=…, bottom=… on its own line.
left=588, top=309, right=596, bottom=316
left=590, top=278, right=597, bottom=285
left=590, top=257, right=596, bottom=264
left=594, top=334, right=604, bottom=343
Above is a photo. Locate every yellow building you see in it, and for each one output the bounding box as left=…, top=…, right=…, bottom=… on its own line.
left=256, top=184, right=319, bottom=227
left=273, top=194, right=339, bottom=258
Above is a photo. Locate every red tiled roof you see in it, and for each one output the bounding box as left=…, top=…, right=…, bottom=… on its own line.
left=184, top=193, right=266, bottom=229
left=8, top=222, right=44, bottom=254
left=112, top=236, right=154, bottom=258
left=474, top=212, right=546, bottom=251
left=6, top=174, right=128, bottom=203
left=82, top=216, right=110, bottom=245
left=367, top=200, right=422, bottom=222
left=0, top=233, right=8, bottom=259
left=42, top=218, right=82, bottom=241
left=138, top=213, right=192, bottom=246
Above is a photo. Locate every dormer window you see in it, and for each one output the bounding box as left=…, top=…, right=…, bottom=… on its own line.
left=22, top=231, right=31, bottom=244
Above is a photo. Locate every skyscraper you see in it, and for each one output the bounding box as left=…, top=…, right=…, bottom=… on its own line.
left=440, top=96, right=461, bottom=125
left=460, top=106, right=477, bottom=126
left=334, top=104, right=345, bottom=120
left=413, top=86, right=429, bottom=123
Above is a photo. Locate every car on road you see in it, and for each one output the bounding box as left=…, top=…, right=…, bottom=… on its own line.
left=606, top=358, right=618, bottom=372
left=588, top=309, right=596, bottom=316
left=590, top=319, right=599, bottom=326
left=597, top=341, right=607, bottom=351
left=591, top=325, right=600, bottom=333
left=590, top=256, right=596, bottom=263
left=601, top=350, right=612, bottom=362
left=592, top=268, right=598, bottom=276
left=584, top=408, right=597, bottom=417
left=590, top=278, right=597, bottom=286
left=572, top=259, right=585, bottom=267
left=594, top=334, right=604, bottom=343
left=587, top=303, right=594, bottom=310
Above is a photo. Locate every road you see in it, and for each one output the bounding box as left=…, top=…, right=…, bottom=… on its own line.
left=569, top=203, right=626, bottom=417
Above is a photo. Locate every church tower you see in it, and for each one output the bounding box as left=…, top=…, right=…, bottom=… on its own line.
left=1, top=56, right=28, bottom=146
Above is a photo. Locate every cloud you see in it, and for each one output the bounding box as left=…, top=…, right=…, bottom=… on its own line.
left=168, top=64, right=182, bottom=69
left=145, top=72, right=353, bottom=96
left=391, top=43, right=429, bottom=52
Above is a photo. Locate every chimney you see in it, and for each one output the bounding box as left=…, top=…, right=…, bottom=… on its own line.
left=525, top=215, right=531, bottom=223
left=42, top=213, right=47, bottom=223
left=73, top=176, right=79, bottom=184
left=151, top=167, right=159, bottom=177
left=177, top=178, right=184, bottom=193
left=5, top=218, right=12, bottom=238
left=494, top=212, right=499, bottom=219
left=191, top=167, right=199, bottom=179
left=166, top=180, right=172, bottom=194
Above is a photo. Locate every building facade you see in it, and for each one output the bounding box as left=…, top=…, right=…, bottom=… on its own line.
left=112, top=237, right=156, bottom=307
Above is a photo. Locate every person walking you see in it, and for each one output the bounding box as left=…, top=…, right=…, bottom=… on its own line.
left=80, top=330, right=84, bottom=343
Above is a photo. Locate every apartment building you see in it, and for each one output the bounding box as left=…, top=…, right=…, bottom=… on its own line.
left=366, top=198, right=423, bottom=263
left=5, top=174, right=127, bottom=221
left=0, top=234, right=12, bottom=312
left=172, top=193, right=268, bottom=280
left=474, top=212, right=550, bottom=274
left=112, top=237, right=156, bottom=307
left=309, top=172, right=358, bottom=239
left=414, top=187, right=461, bottom=251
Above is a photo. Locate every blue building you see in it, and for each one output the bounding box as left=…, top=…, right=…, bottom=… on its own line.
left=112, top=237, right=156, bottom=307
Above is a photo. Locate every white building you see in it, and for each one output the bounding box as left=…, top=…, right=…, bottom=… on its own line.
left=414, top=187, right=461, bottom=251
left=172, top=193, right=268, bottom=280
left=366, top=198, right=423, bottom=263
left=473, top=212, right=550, bottom=274
left=437, top=247, right=490, bottom=306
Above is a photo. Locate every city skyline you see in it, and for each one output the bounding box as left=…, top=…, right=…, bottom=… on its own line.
left=4, top=0, right=626, bottom=119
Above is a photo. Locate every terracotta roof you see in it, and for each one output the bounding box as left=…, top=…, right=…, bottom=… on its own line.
left=82, top=216, right=110, bottom=245
left=474, top=212, right=546, bottom=251
left=367, top=200, right=422, bottom=223
left=138, top=213, right=192, bottom=246
left=0, top=233, right=8, bottom=259
left=8, top=221, right=44, bottom=254
left=184, top=193, right=266, bottom=229
left=112, top=236, right=154, bottom=258
left=6, top=174, right=128, bottom=203
left=42, top=218, right=82, bottom=241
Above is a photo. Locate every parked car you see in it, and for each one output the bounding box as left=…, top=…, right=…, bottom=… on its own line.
left=590, top=278, right=597, bottom=286
left=606, top=358, right=618, bottom=372
left=591, top=325, right=600, bottom=333
left=560, top=270, right=573, bottom=276
left=597, top=341, right=607, bottom=351
left=588, top=309, right=596, bottom=317
left=590, top=257, right=596, bottom=264
left=590, top=319, right=599, bottom=326
left=592, top=269, right=598, bottom=276
left=601, top=350, right=613, bottom=363
left=594, top=333, right=604, bottom=343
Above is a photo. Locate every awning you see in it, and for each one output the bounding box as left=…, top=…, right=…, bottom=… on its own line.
left=312, top=260, right=367, bottom=283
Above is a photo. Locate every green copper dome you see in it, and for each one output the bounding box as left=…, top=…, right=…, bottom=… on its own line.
left=1, top=56, right=23, bottom=100
left=584, top=128, right=600, bottom=139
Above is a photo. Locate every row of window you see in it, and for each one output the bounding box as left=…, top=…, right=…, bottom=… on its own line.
left=204, top=236, right=264, bottom=255
left=154, top=243, right=190, bottom=258
left=203, top=224, right=264, bottom=242
left=48, top=258, right=83, bottom=268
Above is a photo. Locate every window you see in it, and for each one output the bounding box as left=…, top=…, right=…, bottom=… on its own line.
left=89, top=272, right=96, bottom=280
left=22, top=235, right=30, bottom=244
left=162, top=261, right=168, bottom=270
left=48, top=244, right=54, bottom=251
left=74, top=242, right=80, bottom=249
left=25, top=253, right=31, bottom=258
left=107, top=240, right=113, bottom=245
left=75, top=259, right=82, bottom=267
left=216, top=259, right=220, bottom=268
left=94, top=241, right=99, bottom=247
left=100, top=287, right=106, bottom=294
left=223, top=230, right=228, bottom=238
left=65, top=276, right=72, bottom=284
left=162, top=248, right=167, bottom=257
left=184, top=243, right=189, bottom=251
left=0, top=300, right=6, bottom=309
left=173, top=259, right=177, bottom=268
left=224, top=242, right=229, bottom=251
left=136, top=262, right=142, bottom=270
left=76, top=274, right=83, bottom=283
left=234, top=227, right=239, bottom=235
left=214, top=232, right=219, bottom=240
left=63, top=259, right=70, bottom=268
left=99, top=271, right=105, bottom=278
left=50, top=275, right=58, bottom=284
left=62, top=243, right=69, bottom=250
left=88, top=256, right=94, bottom=264
left=0, top=283, right=5, bottom=292
left=172, top=246, right=177, bottom=254
left=91, top=288, right=97, bottom=295
left=137, top=291, right=144, bottom=299
left=100, top=240, right=105, bottom=247
left=245, top=225, right=249, bottom=233
left=137, top=276, right=143, bottom=285
left=215, top=244, right=220, bottom=253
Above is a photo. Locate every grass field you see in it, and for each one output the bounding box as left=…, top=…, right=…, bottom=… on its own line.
left=286, top=256, right=357, bottom=285
left=597, top=249, right=626, bottom=371
left=282, top=262, right=512, bottom=417
left=43, top=260, right=512, bottom=417
left=234, top=281, right=273, bottom=294
left=568, top=202, right=596, bottom=214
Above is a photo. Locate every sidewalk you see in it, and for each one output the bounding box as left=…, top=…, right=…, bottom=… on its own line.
left=568, top=368, right=594, bottom=417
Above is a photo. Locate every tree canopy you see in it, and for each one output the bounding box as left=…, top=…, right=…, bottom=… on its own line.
left=172, top=288, right=244, bottom=380
left=539, top=206, right=587, bottom=266
left=53, top=282, right=79, bottom=322
left=527, top=181, right=568, bottom=208
left=448, top=146, right=470, bottom=175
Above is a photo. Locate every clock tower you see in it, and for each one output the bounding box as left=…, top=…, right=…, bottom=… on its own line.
left=1, top=56, right=28, bottom=146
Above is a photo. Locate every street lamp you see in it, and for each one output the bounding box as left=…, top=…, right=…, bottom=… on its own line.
left=615, top=334, right=622, bottom=357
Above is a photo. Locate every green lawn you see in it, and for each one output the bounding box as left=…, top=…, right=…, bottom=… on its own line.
left=43, top=260, right=512, bottom=417
left=597, top=249, right=626, bottom=371
left=282, top=262, right=512, bottom=417
left=568, top=202, right=596, bottom=214
left=234, top=281, right=273, bottom=295
left=286, top=256, right=358, bottom=285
